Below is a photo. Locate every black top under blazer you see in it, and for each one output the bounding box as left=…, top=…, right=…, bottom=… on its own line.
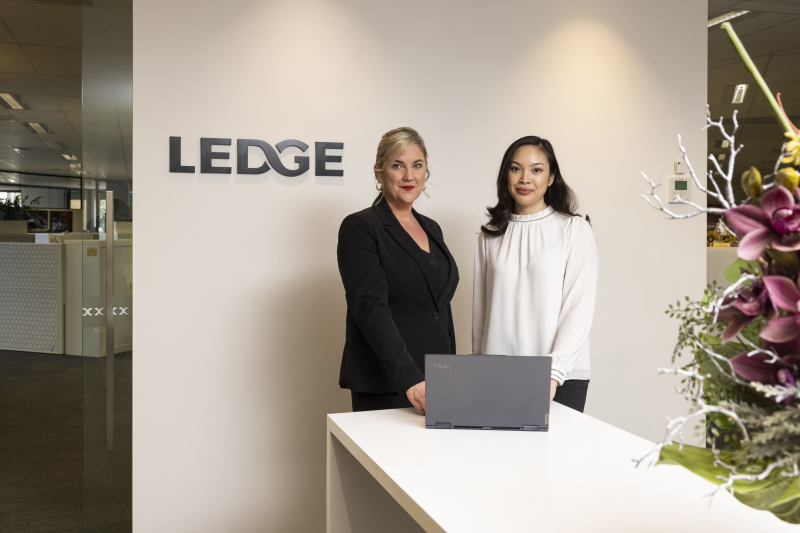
left=337, top=199, right=459, bottom=394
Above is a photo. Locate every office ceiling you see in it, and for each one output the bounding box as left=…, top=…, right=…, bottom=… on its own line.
left=0, top=1, right=794, bottom=190
left=708, top=1, right=800, bottom=204
left=0, top=0, right=131, bottom=183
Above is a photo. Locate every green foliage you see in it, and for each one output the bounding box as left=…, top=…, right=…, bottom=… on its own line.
left=665, top=283, right=724, bottom=363
left=0, top=195, right=41, bottom=221
left=724, top=259, right=760, bottom=284
left=658, top=444, right=800, bottom=524
left=663, top=281, right=800, bottom=523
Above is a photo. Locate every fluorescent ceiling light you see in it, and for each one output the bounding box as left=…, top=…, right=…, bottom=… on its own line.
left=0, top=93, right=23, bottom=110
left=28, top=122, right=48, bottom=134
left=61, top=154, right=78, bottom=161
left=708, top=11, right=749, bottom=27
left=721, top=140, right=730, bottom=148
left=733, top=84, right=748, bottom=104
left=44, top=141, right=67, bottom=150
left=69, top=163, right=81, bottom=168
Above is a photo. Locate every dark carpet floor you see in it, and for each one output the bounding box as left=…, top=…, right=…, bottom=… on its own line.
left=0, top=350, right=131, bottom=532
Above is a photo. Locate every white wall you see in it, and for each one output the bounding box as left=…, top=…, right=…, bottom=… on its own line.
left=133, top=1, right=707, bottom=530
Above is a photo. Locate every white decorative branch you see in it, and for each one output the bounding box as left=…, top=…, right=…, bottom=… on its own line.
left=710, top=454, right=798, bottom=501
left=633, top=367, right=749, bottom=469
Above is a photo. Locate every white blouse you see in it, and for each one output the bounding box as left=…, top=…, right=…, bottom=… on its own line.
left=472, top=206, right=599, bottom=384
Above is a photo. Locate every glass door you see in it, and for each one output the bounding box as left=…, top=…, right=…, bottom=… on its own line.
left=80, top=3, right=133, bottom=531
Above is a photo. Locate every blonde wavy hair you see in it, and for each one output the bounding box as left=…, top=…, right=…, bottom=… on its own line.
left=373, top=127, right=430, bottom=202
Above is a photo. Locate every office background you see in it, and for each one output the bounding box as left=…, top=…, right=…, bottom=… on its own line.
left=133, top=0, right=706, bottom=530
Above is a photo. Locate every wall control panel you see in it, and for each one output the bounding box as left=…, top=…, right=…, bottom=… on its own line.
left=668, top=177, right=691, bottom=204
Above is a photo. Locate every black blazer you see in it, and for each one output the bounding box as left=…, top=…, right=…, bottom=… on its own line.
left=337, top=199, right=459, bottom=394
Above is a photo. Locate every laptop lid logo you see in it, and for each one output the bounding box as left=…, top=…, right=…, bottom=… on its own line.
left=432, top=364, right=451, bottom=369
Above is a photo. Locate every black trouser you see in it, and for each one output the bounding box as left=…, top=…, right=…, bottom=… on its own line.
left=553, top=379, right=589, bottom=412
left=351, top=391, right=413, bottom=412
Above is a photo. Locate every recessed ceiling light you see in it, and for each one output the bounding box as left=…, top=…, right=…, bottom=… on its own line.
left=44, top=141, right=67, bottom=150
left=732, top=84, right=748, bottom=104
left=0, top=93, right=24, bottom=110
left=69, top=163, right=81, bottom=168
left=721, top=140, right=730, bottom=148
left=708, top=11, right=749, bottom=27
left=719, top=153, right=727, bottom=161
left=28, top=122, right=48, bottom=134
left=61, top=154, right=78, bottom=161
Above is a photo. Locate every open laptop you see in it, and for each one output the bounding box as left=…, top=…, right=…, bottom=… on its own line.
left=425, top=354, right=551, bottom=431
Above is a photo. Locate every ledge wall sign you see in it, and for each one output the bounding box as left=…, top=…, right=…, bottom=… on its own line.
left=169, top=137, right=343, bottom=177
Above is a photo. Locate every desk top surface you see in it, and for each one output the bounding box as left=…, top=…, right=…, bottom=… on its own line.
left=328, top=404, right=797, bottom=532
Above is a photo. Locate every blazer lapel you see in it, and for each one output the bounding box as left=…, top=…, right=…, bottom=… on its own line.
left=415, top=213, right=459, bottom=308
left=373, top=200, right=440, bottom=309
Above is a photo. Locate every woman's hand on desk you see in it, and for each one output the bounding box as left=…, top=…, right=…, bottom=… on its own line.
left=550, top=379, right=558, bottom=402
left=407, top=381, right=426, bottom=414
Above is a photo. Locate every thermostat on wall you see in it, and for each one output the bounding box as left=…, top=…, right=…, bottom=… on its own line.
left=668, top=177, right=691, bottom=204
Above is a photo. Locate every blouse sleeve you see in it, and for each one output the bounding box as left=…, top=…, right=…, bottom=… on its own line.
left=549, top=217, right=599, bottom=384
left=472, top=232, right=488, bottom=354
left=337, top=214, right=425, bottom=394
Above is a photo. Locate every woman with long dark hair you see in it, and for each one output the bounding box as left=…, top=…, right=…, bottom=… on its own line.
left=472, top=136, right=598, bottom=412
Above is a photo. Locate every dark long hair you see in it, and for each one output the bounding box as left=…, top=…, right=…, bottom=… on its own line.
left=481, top=136, right=585, bottom=236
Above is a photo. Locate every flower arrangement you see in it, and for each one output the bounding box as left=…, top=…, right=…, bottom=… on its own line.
left=635, top=23, right=800, bottom=524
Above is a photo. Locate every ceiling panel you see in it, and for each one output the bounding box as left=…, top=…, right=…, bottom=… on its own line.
left=82, top=76, right=115, bottom=98
left=83, top=124, right=119, bottom=136
left=9, top=109, right=69, bottom=124
left=81, top=7, right=105, bottom=51
left=0, top=121, right=27, bottom=133
left=115, top=98, right=131, bottom=114
left=708, top=56, right=770, bottom=85
left=54, top=96, right=81, bottom=114
left=82, top=113, right=118, bottom=127
left=0, top=1, right=81, bottom=48
left=102, top=8, right=131, bottom=52
left=764, top=54, right=800, bottom=82
left=64, top=112, right=80, bottom=125
left=83, top=97, right=117, bottom=114
left=752, top=80, right=800, bottom=101
left=736, top=17, right=800, bottom=57
left=0, top=131, right=44, bottom=148
left=112, top=78, right=131, bottom=100
left=736, top=2, right=800, bottom=16
left=731, top=12, right=798, bottom=35
left=44, top=123, right=76, bottom=135
left=0, top=14, right=14, bottom=43
left=0, top=72, right=48, bottom=94
left=82, top=47, right=111, bottom=78
left=109, top=50, right=131, bottom=80
left=23, top=45, right=80, bottom=77
left=0, top=42, right=35, bottom=73
left=18, top=94, right=59, bottom=111
left=41, top=75, right=81, bottom=97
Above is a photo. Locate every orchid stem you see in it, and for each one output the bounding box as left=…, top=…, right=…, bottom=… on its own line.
left=721, top=22, right=794, bottom=134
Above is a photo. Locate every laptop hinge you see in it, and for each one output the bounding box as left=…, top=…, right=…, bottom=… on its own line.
left=435, top=422, right=451, bottom=429
left=521, top=425, right=539, bottom=431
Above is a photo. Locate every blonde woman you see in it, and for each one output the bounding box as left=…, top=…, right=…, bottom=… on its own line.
left=337, top=127, right=459, bottom=414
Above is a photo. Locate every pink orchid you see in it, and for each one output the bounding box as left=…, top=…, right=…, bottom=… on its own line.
left=730, top=352, right=800, bottom=404
left=760, top=275, right=800, bottom=343
left=718, top=282, right=776, bottom=344
left=724, top=186, right=800, bottom=261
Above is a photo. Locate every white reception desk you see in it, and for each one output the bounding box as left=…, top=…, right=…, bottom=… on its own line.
left=327, top=405, right=796, bottom=532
